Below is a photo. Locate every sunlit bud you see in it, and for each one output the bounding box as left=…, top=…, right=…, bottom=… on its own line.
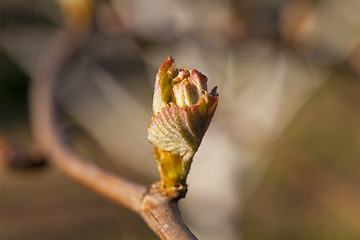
left=148, top=56, right=219, bottom=197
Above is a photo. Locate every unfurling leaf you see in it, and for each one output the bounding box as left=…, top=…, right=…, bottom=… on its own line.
left=148, top=56, right=219, bottom=197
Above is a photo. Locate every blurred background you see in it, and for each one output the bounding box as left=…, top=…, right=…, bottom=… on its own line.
left=1, top=0, right=360, bottom=239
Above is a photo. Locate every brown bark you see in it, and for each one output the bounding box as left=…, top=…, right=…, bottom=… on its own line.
left=29, top=32, right=197, bottom=240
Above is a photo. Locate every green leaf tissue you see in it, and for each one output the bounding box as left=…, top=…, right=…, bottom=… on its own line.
left=148, top=56, right=219, bottom=197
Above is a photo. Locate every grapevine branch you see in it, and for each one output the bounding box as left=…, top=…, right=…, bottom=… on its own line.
left=29, top=32, right=197, bottom=240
